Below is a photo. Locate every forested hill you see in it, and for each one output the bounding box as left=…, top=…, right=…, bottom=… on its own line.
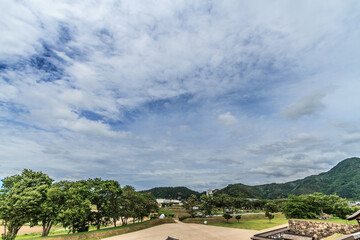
left=217, top=157, right=360, bottom=199
left=139, top=186, right=201, bottom=200
left=142, top=157, right=360, bottom=200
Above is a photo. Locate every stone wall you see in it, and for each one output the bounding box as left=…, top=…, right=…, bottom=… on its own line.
left=289, top=219, right=360, bottom=240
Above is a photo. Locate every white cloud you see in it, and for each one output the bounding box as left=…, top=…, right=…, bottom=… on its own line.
left=0, top=0, right=359, bottom=190
left=218, top=112, right=237, bottom=126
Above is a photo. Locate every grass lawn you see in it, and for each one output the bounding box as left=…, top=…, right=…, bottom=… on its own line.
left=322, top=234, right=345, bottom=240
left=14, top=219, right=175, bottom=240
left=303, top=217, right=358, bottom=225
left=208, top=214, right=288, bottom=230
left=195, top=214, right=359, bottom=231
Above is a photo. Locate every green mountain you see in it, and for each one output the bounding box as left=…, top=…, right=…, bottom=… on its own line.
left=142, top=158, right=360, bottom=200
left=139, top=186, right=201, bottom=200
left=217, top=157, right=360, bottom=199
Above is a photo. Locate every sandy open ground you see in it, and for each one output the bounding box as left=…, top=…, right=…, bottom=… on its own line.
left=0, top=225, right=48, bottom=235
left=103, top=221, right=288, bottom=240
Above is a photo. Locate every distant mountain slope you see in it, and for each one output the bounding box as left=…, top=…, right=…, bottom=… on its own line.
left=141, top=158, right=360, bottom=200
left=218, top=157, right=360, bottom=199
left=139, top=186, right=201, bottom=200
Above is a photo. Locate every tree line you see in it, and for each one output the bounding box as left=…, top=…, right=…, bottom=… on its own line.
left=183, top=192, right=354, bottom=221
left=0, top=169, right=158, bottom=240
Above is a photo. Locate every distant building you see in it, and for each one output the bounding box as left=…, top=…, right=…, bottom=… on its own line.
left=156, top=199, right=182, bottom=207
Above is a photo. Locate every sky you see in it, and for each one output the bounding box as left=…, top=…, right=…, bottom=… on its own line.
left=0, top=0, right=360, bottom=191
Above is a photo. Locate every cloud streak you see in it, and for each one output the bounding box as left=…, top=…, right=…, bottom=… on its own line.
left=0, top=0, right=360, bottom=190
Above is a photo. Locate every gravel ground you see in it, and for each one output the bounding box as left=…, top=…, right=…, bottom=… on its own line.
left=103, top=221, right=288, bottom=240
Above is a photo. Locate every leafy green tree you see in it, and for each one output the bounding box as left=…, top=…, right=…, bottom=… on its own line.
left=215, top=194, right=233, bottom=213
left=104, top=180, right=123, bottom=227
left=265, top=211, right=274, bottom=222
left=119, top=185, right=137, bottom=225
left=30, top=185, right=65, bottom=236
left=235, top=215, right=241, bottom=223
left=282, top=195, right=317, bottom=219
left=223, top=213, right=232, bottom=222
left=200, top=194, right=214, bottom=216
left=183, top=194, right=199, bottom=217
left=0, top=169, right=53, bottom=240
left=57, top=181, right=92, bottom=233
left=87, top=178, right=123, bottom=229
left=282, top=193, right=350, bottom=219
left=264, top=201, right=278, bottom=213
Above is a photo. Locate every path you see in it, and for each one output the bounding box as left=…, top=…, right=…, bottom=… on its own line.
left=103, top=220, right=288, bottom=240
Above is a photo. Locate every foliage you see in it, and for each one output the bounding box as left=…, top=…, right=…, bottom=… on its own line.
left=265, top=211, right=274, bottom=222
left=56, top=180, right=92, bottom=233
left=235, top=215, right=241, bottom=222
left=179, top=215, right=190, bottom=221
left=217, top=157, right=360, bottom=199
left=222, top=213, right=232, bottom=222
left=87, top=178, right=123, bottom=229
left=139, top=186, right=201, bottom=200
left=214, top=194, right=233, bottom=213
left=200, top=194, right=215, bottom=216
left=0, top=169, right=53, bottom=240
left=183, top=194, right=199, bottom=217
left=282, top=193, right=351, bottom=219
left=264, top=201, right=279, bottom=213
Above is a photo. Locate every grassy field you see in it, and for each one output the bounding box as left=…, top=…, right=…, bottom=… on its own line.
left=303, top=217, right=358, bottom=225
left=183, top=213, right=287, bottom=230
left=322, top=234, right=345, bottom=240
left=14, top=219, right=175, bottom=240
left=183, top=213, right=359, bottom=230
left=208, top=214, right=288, bottom=230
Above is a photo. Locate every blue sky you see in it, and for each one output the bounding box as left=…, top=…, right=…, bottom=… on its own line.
left=1, top=0, right=360, bottom=191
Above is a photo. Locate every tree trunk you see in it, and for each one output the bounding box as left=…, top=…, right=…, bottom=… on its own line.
left=97, top=222, right=101, bottom=230
left=113, top=218, right=116, bottom=227
left=42, top=221, right=53, bottom=237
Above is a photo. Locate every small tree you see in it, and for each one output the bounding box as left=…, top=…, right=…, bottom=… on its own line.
left=183, top=194, right=198, bottom=218
left=264, top=201, right=278, bottom=213
left=235, top=215, right=241, bottom=223
left=223, top=213, right=232, bottom=223
left=265, top=211, right=274, bottom=222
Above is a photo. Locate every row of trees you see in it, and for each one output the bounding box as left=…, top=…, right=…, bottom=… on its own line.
left=0, top=170, right=158, bottom=240
left=282, top=193, right=352, bottom=219
left=183, top=193, right=282, bottom=217
left=183, top=192, right=354, bottom=221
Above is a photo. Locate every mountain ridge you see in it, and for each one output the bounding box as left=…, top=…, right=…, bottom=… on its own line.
left=141, top=157, right=360, bottom=199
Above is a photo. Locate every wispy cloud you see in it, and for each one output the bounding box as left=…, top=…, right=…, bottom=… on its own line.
left=0, top=0, right=360, bottom=190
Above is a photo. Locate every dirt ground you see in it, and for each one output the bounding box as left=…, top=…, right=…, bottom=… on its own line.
left=103, top=221, right=288, bottom=240
left=0, top=225, right=47, bottom=235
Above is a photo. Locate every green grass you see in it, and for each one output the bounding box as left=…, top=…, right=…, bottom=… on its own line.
left=14, top=219, right=175, bottom=240
left=208, top=214, right=288, bottom=230
left=303, top=217, right=358, bottom=225
left=322, top=234, right=345, bottom=240
left=203, top=214, right=358, bottom=231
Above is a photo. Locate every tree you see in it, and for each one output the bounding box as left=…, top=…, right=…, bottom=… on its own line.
left=215, top=194, right=233, bottom=213
left=57, top=181, right=92, bottom=233
left=119, top=185, right=137, bottom=225
left=200, top=194, right=214, bottom=216
left=265, top=211, right=274, bottom=222
left=282, top=193, right=350, bottom=219
left=30, top=185, right=65, bottom=236
left=223, top=213, right=232, bottom=222
left=104, top=180, right=123, bottom=227
left=235, top=215, right=241, bottom=223
left=264, top=201, right=278, bottom=213
left=87, top=178, right=123, bottom=229
left=0, top=169, right=53, bottom=240
left=183, top=194, right=198, bottom=218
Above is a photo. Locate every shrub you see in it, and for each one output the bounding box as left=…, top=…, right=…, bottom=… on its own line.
left=179, top=216, right=190, bottom=221
left=223, top=213, right=232, bottom=222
